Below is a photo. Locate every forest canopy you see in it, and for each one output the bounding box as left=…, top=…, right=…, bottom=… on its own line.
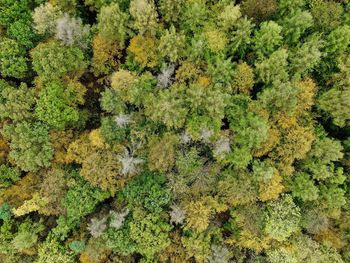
left=0, top=0, right=350, bottom=262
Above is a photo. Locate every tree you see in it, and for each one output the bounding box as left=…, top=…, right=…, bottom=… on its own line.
left=35, top=79, right=86, bottom=130
left=181, top=229, right=215, bottom=262
left=0, top=37, right=27, bottom=79
left=87, top=217, right=107, bottom=238
left=0, top=165, right=20, bottom=190
left=110, top=69, right=137, bottom=102
left=38, top=167, right=67, bottom=216
left=97, top=3, right=129, bottom=47
left=324, top=26, right=350, bottom=56
left=119, top=171, right=170, bottom=213
left=32, top=2, right=62, bottom=35
left=31, top=41, right=87, bottom=80
left=0, top=0, right=31, bottom=27
left=241, top=0, right=277, bottom=23
left=148, top=133, right=179, bottom=173
left=226, top=95, right=269, bottom=151
left=158, top=26, right=186, bottom=62
left=129, top=209, right=172, bottom=259
left=229, top=17, right=254, bottom=57
left=159, top=0, right=185, bottom=24
left=184, top=196, right=226, bottom=232
left=318, top=86, right=350, bottom=127
left=91, top=34, right=122, bottom=77
left=281, top=10, right=313, bottom=44
left=255, top=49, right=289, bottom=85
left=128, top=35, right=159, bottom=68
left=179, top=0, right=208, bottom=34
left=264, top=194, right=301, bottom=242
left=231, top=62, right=255, bottom=95
left=66, top=132, right=124, bottom=194
left=12, top=219, right=44, bottom=253
left=35, top=238, right=75, bottom=263
left=7, top=19, right=39, bottom=49
left=0, top=82, right=35, bottom=122
left=253, top=21, right=282, bottom=58
left=289, top=35, right=323, bottom=79
left=129, top=0, right=158, bottom=36
left=311, top=0, right=344, bottom=32
left=1, top=122, right=53, bottom=172
left=55, top=13, right=90, bottom=48
left=278, top=0, right=305, bottom=15
left=258, top=81, right=298, bottom=115
left=204, top=27, right=228, bottom=53
left=218, top=3, right=241, bottom=31
left=144, top=85, right=188, bottom=129
left=290, top=172, right=319, bottom=201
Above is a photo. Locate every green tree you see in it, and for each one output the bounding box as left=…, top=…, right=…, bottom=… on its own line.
left=0, top=82, right=35, bottom=122
left=144, top=84, right=187, bottom=129
left=12, top=219, right=44, bottom=252
left=1, top=122, right=53, bottom=172
left=255, top=49, right=289, bottom=85
left=324, top=25, right=350, bottom=56
left=158, top=26, right=186, bottom=62
left=129, top=0, right=158, bottom=36
left=280, top=10, right=313, bottom=44
left=31, top=41, right=87, bottom=80
left=0, top=0, right=31, bottom=27
left=97, top=3, right=129, bottom=47
left=264, top=194, right=301, bottom=242
left=35, top=79, right=86, bottom=130
left=0, top=165, right=20, bottom=190
left=290, top=172, right=319, bottom=201
left=278, top=0, right=305, bottom=15
left=129, top=209, right=172, bottom=259
left=229, top=17, right=254, bottom=57
left=158, top=0, right=184, bottom=24
left=289, top=35, right=323, bottom=79
left=7, top=19, right=39, bottom=49
left=253, top=21, right=282, bottom=58
left=35, top=238, right=75, bottom=263
left=311, top=0, right=344, bottom=32
left=119, top=171, right=170, bottom=213
left=318, top=87, right=350, bottom=127
left=32, top=2, right=62, bottom=35
left=0, top=37, right=27, bottom=79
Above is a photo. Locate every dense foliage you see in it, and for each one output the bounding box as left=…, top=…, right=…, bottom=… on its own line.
left=0, top=0, right=350, bottom=262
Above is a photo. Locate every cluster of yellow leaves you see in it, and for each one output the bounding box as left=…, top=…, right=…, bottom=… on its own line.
left=148, top=133, right=179, bottom=173
left=258, top=170, right=284, bottom=202
left=185, top=196, right=227, bottom=232
left=92, top=34, right=122, bottom=77
left=128, top=35, right=159, bottom=68
left=66, top=131, right=124, bottom=194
